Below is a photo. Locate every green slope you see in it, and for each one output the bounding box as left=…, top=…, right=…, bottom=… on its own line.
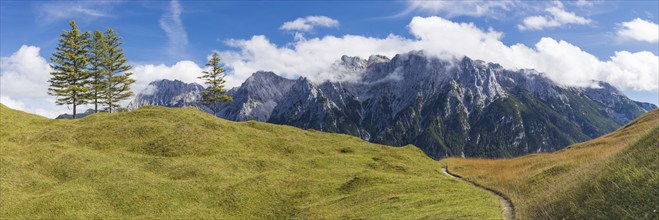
left=0, top=104, right=501, bottom=219
left=442, top=109, right=659, bottom=219
left=550, top=125, right=658, bottom=219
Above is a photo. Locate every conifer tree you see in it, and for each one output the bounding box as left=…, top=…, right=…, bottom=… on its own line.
left=88, top=30, right=107, bottom=113
left=100, top=28, right=135, bottom=113
left=199, top=52, right=233, bottom=114
left=48, top=20, right=91, bottom=119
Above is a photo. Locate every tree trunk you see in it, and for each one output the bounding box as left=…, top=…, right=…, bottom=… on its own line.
left=94, top=91, right=98, bottom=113
left=73, top=98, right=77, bottom=119
left=108, top=67, right=113, bottom=113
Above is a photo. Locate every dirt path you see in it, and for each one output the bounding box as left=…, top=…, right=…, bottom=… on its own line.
left=441, top=167, right=515, bottom=220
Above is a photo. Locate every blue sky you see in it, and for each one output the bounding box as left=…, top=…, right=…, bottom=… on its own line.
left=1, top=0, right=658, bottom=117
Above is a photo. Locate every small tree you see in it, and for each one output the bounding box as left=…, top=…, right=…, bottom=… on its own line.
left=100, top=28, right=135, bottom=113
left=88, top=30, right=107, bottom=113
left=48, top=20, right=92, bottom=119
left=199, top=52, right=232, bottom=114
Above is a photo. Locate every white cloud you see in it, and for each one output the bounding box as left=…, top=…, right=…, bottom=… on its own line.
left=616, top=18, right=659, bottom=43
left=1, top=96, right=27, bottom=111
left=216, top=16, right=658, bottom=92
left=2, top=17, right=657, bottom=117
left=574, top=0, right=595, bottom=7
left=141, top=84, right=158, bottom=96
left=160, top=0, right=188, bottom=57
left=131, top=61, right=204, bottom=93
left=0, top=45, right=96, bottom=118
left=0, top=96, right=69, bottom=119
left=518, top=3, right=591, bottom=30
left=0, top=45, right=52, bottom=98
left=397, top=0, right=515, bottom=18
left=280, top=16, right=339, bottom=32
left=604, top=51, right=659, bottom=91
left=218, top=34, right=413, bottom=87
left=36, top=1, right=119, bottom=22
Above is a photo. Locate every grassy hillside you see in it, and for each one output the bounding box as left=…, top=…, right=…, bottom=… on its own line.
left=442, top=109, right=659, bottom=219
left=0, top=104, right=501, bottom=219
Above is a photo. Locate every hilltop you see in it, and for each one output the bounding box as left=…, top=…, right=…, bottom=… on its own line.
left=0, top=104, right=501, bottom=219
left=441, top=108, right=659, bottom=219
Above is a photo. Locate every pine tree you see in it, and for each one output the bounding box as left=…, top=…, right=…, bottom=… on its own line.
left=100, top=28, right=135, bottom=113
left=199, top=52, right=233, bottom=114
left=88, top=30, right=107, bottom=113
left=48, top=20, right=92, bottom=119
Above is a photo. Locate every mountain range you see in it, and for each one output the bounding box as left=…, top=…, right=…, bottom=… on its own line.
left=128, top=51, right=656, bottom=159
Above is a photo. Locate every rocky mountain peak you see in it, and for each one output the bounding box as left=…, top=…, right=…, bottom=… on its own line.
left=589, top=81, right=623, bottom=94
left=215, top=71, right=296, bottom=121
left=246, top=71, right=280, bottom=82
left=141, top=79, right=202, bottom=93
left=339, top=55, right=367, bottom=69
left=243, top=71, right=291, bottom=91
left=128, top=79, right=205, bottom=110
left=458, top=56, right=487, bottom=69
left=390, top=50, right=427, bottom=66
left=367, top=55, right=389, bottom=64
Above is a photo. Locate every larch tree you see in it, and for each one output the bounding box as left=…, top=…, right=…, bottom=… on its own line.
left=100, top=28, right=135, bottom=113
left=199, top=52, right=233, bottom=114
left=88, top=30, right=108, bottom=113
left=48, top=20, right=92, bottom=119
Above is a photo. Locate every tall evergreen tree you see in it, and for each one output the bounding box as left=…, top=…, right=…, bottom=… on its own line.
left=100, top=28, right=135, bottom=113
left=48, top=20, right=92, bottom=119
left=199, top=52, right=233, bottom=114
left=88, top=30, right=107, bottom=113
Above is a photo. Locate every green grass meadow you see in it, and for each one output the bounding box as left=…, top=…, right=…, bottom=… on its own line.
left=0, top=104, right=501, bottom=219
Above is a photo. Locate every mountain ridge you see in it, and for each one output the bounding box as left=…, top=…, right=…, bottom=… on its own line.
left=129, top=51, right=656, bottom=159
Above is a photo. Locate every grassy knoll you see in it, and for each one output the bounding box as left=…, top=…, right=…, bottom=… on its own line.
left=442, top=109, right=658, bottom=219
left=0, top=104, right=501, bottom=219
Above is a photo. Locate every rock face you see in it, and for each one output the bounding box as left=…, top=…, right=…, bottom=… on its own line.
left=128, top=79, right=206, bottom=111
left=217, top=71, right=296, bottom=121
left=130, top=51, right=656, bottom=159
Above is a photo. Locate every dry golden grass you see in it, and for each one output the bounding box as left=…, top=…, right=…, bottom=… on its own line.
left=441, top=109, right=659, bottom=219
